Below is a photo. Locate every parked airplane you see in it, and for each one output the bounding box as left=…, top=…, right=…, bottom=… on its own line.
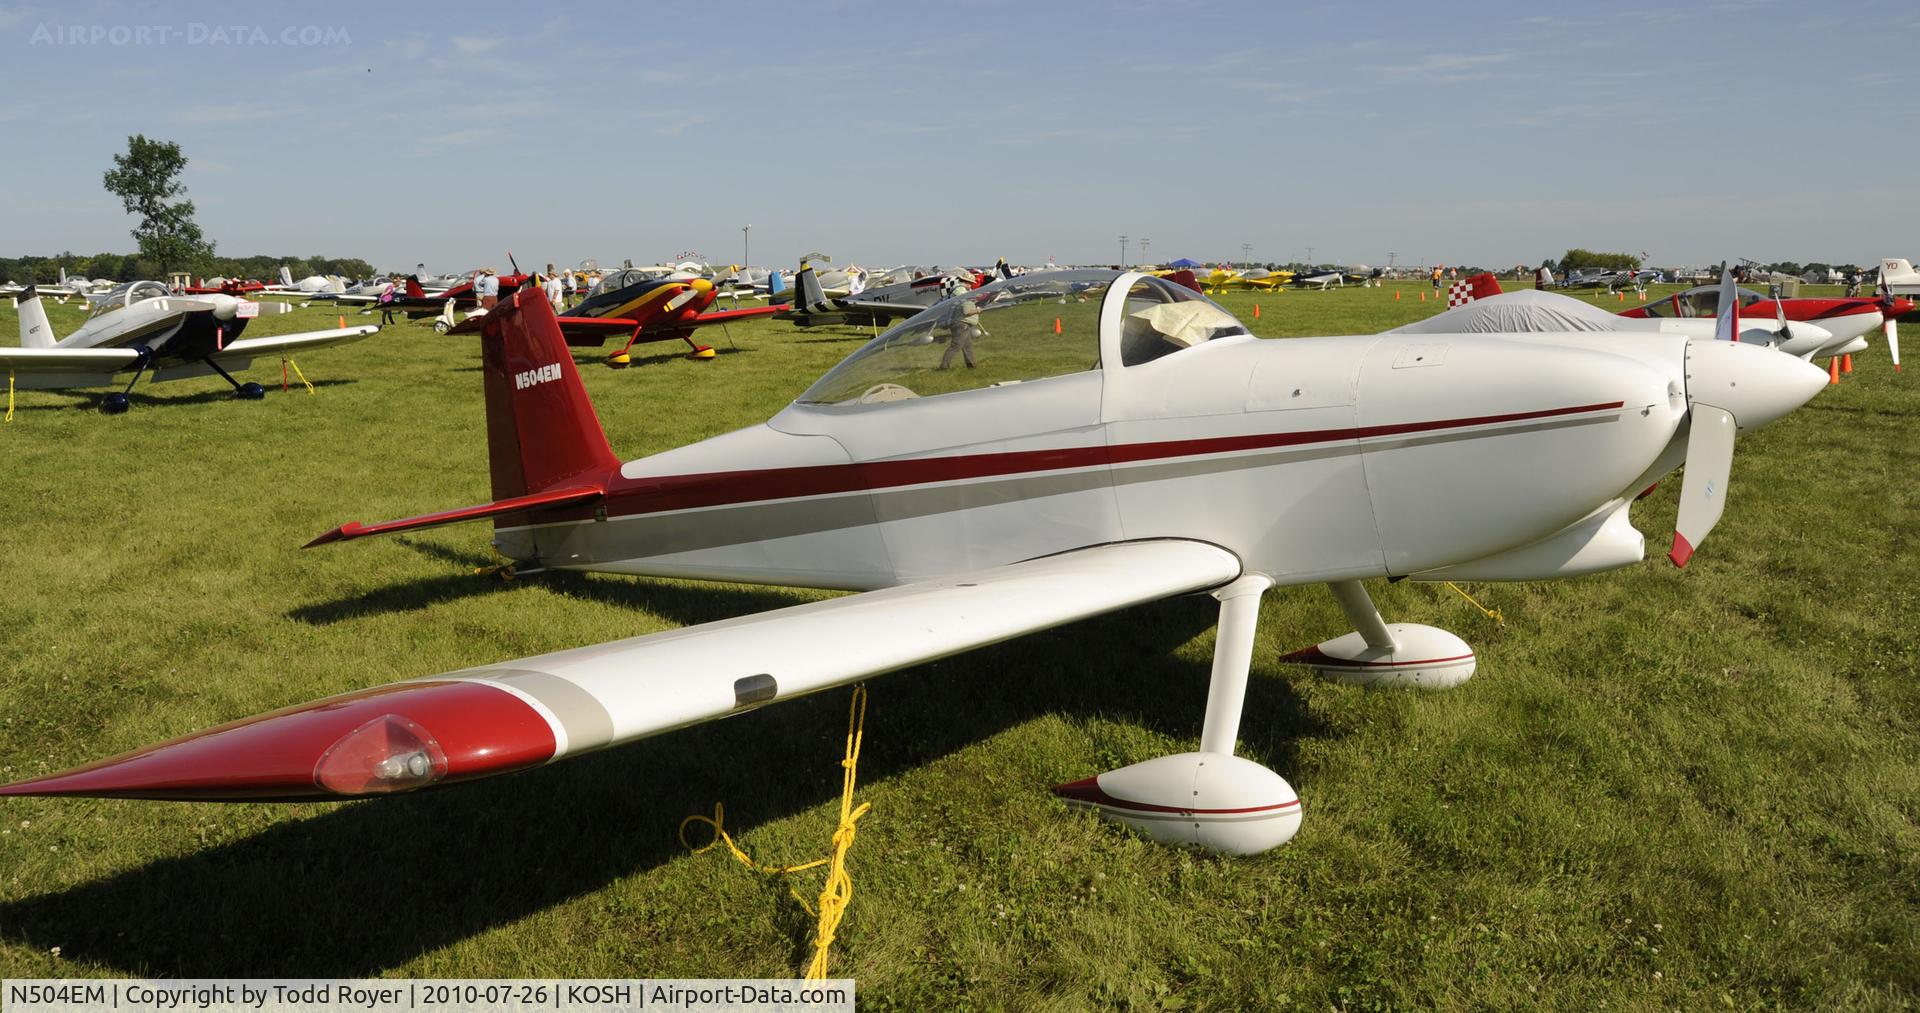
left=1879, top=258, right=1920, bottom=300
left=1412, top=273, right=1854, bottom=360
left=0, top=271, right=1829, bottom=859
left=1, top=282, right=378, bottom=413
left=462, top=269, right=787, bottom=364
left=1620, top=282, right=1909, bottom=362
left=775, top=260, right=979, bottom=328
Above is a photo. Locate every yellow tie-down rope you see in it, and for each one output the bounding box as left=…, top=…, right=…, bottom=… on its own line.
left=1444, top=581, right=1505, bottom=625
left=6, top=368, right=13, bottom=423
left=680, top=686, right=871, bottom=980
left=281, top=356, right=315, bottom=395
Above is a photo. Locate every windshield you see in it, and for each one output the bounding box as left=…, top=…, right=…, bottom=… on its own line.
left=1118, top=276, right=1247, bottom=366
left=89, top=281, right=169, bottom=319
left=799, top=270, right=1119, bottom=405
left=1637, top=285, right=1767, bottom=318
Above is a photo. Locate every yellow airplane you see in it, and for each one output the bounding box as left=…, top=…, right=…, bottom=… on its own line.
left=1200, top=268, right=1292, bottom=294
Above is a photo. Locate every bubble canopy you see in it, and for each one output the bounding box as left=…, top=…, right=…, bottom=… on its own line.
left=797, top=270, right=1248, bottom=406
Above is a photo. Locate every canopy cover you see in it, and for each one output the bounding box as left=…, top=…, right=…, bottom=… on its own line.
left=1390, top=290, right=1630, bottom=335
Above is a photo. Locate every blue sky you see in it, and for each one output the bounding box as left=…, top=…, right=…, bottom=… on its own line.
left=2, top=0, right=1915, bottom=273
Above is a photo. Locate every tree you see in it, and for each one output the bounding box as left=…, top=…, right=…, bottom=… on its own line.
left=102, top=135, right=214, bottom=273
left=1558, top=248, right=1641, bottom=272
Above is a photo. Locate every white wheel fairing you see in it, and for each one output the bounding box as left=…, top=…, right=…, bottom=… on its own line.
left=1055, top=752, right=1302, bottom=855
left=1285, top=623, right=1476, bottom=689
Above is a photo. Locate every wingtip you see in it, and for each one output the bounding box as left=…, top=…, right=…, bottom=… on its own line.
left=1668, top=532, right=1695, bottom=568
left=302, top=523, right=360, bottom=548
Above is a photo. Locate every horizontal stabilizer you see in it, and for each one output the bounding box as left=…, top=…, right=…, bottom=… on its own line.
left=305, top=484, right=603, bottom=547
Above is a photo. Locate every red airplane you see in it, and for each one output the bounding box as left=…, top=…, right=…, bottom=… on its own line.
left=178, top=278, right=268, bottom=296
left=461, top=269, right=788, bottom=364
left=1620, top=284, right=1912, bottom=367
left=382, top=271, right=533, bottom=321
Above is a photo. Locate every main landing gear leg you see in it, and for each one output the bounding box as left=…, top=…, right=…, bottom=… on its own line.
left=1053, top=574, right=1304, bottom=855
left=1282, top=579, right=1477, bottom=689
left=202, top=358, right=266, bottom=401
left=100, top=346, right=154, bottom=415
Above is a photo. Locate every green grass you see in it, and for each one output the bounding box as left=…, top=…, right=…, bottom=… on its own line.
left=0, top=281, right=1914, bottom=1009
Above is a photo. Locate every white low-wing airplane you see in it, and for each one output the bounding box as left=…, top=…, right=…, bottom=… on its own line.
left=0, top=271, right=1826, bottom=855
left=1407, top=273, right=1856, bottom=358
left=3, top=281, right=379, bottom=413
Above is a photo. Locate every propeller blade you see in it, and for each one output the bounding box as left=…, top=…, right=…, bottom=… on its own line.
left=1712, top=266, right=1739, bottom=342
left=1889, top=317, right=1902, bottom=372
left=1670, top=404, right=1736, bottom=567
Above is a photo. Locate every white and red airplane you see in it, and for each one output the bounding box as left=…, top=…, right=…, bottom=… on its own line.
left=0, top=270, right=1826, bottom=854
left=1413, top=272, right=1878, bottom=362
left=3, top=281, right=379, bottom=414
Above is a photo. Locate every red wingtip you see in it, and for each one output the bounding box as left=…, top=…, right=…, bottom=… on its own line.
left=1668, top=532, right=1695, bottom=568
left=302, top=522, right=363, bottom=548
left=0, top=681, right=555, bottom=801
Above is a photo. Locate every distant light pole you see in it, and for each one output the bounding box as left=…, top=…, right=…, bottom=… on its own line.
left=1241, top=242, right=1252, bottom=265
left=1306, top=246, right=1314, bottom=267
left=1119, top=235, right=1128, bottom=267
left=1140, top=237, right=1151, bottom=264
left=741, top=224, right=751, bottom=268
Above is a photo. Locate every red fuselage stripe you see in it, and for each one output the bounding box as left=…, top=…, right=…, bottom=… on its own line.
left=589, top=401, right=1628, bottom=520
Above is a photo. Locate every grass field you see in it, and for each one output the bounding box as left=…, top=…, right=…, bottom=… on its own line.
left=0, top=280, right=1914, bottom=1009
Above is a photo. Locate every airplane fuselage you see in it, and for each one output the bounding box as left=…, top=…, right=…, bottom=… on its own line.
left=494, top=329, right=1699, bottom=592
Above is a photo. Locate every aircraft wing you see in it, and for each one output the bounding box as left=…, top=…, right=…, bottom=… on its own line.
left=0, top=539, right=1240, bottom=800
left=822, top=299, right=938, bottom=325
left=689, top=304, right=789, bottom=325
left=214, top=324, right=380, bottom=359
left=539, top=307, right=794, bottom=348
left=0, top=347, right=142, bottom=371
left=0, top=346, right=141, bottom=388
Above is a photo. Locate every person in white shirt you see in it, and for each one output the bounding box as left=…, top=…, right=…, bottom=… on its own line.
left=543, top=273, right=564, bottom=310
left=476, top=269, right=500, bottom=309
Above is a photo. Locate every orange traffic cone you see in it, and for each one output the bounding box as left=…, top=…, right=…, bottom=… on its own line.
left=1842, top=353, right=1853, bottom=374
left=1053, top=317, right=1061, bottom=334
left=338, top=315, right=346, bottom=328
left=1253, top=304, right=1261, bottom=319
left=1617, top=292, right=1625, bottom=302
left=1828, top=358, right=1840, bottom=384
left=1395, top=290, right=1401, bottom=301
left=1420, top=291, right=1426, bottom=302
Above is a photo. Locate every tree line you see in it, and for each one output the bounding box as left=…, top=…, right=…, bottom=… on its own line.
left=0, top=252, right=377, bottom=286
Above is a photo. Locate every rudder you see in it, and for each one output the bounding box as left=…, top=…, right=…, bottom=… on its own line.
left=478, top=287, right=621, bottom=502
left=16, top=286, right=54, bottom=348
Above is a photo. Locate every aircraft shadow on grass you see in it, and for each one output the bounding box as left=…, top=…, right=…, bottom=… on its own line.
left=288, top=538, right=819, bottom=627
left=0, top=589, right=1326, bottom=977
left=12, top=379, right=356, bottom=412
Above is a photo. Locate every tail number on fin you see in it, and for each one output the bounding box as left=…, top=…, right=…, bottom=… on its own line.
left=515, top=363, right=563, bottom=390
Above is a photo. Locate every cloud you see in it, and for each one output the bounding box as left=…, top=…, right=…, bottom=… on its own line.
left=1365, top=52, right=1513, bottom=81
left=450, top=35, right=500, bottom=54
